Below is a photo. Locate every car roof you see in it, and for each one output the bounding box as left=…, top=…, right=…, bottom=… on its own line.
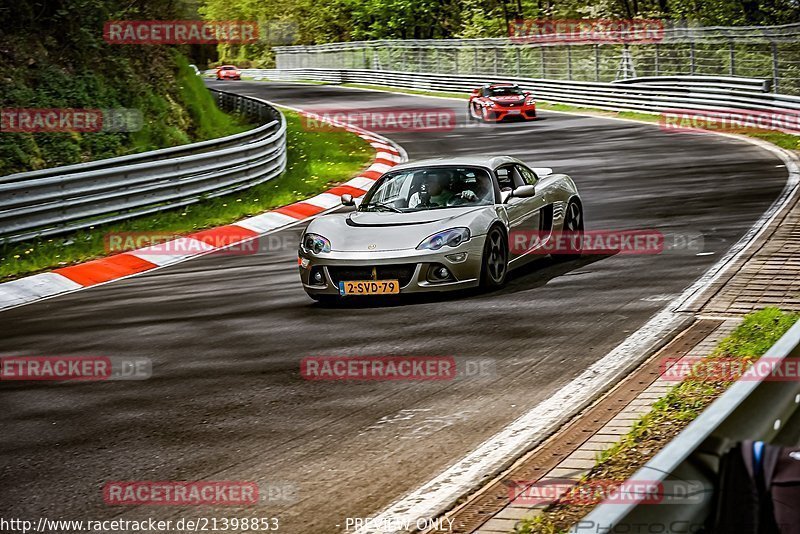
left=389, top=156, right=524, bottom=172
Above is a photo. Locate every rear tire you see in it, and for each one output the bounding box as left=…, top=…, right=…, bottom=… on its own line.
left=552, top=200, right=584, bottom=261
left=480, top=226, right=508, bottom=288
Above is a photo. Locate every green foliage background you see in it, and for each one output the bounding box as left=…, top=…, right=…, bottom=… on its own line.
left=0, top=0, right=247, bottom=176
left=199, top=0, right=800, bottom=65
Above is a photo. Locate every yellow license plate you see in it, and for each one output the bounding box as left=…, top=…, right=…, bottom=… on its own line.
left=339, top=280, right=400, bottom=295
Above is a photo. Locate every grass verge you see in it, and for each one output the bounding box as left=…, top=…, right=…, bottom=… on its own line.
left=515, top=307, right=800, bottom=534
left=0, top=108, right=373, bottom=281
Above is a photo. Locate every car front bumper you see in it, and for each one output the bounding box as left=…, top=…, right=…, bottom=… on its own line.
left=298, top=236, right=487, bottom=297
left=483, top=104, right=537, bottom=121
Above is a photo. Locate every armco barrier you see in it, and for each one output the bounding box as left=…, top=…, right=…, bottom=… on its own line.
left=272, top=24, right=800, bottom=94
left=0, top=89, right=286, bottom=244
left=580, top=320, right=800, bottom=533
left=248, top=68, right=800, bottom=120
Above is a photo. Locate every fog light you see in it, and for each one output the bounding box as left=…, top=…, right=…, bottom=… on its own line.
left=427, top=263, right=454, bottom=283
left=309, top=266, right=326, bottom=286
left=445, top=252, right=468, bottom=263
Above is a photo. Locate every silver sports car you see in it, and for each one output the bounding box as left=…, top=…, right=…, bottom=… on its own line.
left=298, top=156, right=582, bottom=301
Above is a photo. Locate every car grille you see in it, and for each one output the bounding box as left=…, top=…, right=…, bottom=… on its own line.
left=496, top=100, right=525, bottom=107
left=327, top=264, right=417, bottom=287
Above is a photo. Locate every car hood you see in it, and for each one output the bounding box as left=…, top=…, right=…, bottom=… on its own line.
left=307, top=207, right=491, bottom=252
left=489, top=95, right=525, bottom=105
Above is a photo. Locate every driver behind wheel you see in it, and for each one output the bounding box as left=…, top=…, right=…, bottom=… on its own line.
left=409, top=170, right=476, bottom=208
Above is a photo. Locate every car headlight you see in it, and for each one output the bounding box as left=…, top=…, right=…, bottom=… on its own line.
left=417, top=228, right=471, bottom=251
left=525, top=95, right=536, bottom=104
left=301, top=233, right=331, bottom=254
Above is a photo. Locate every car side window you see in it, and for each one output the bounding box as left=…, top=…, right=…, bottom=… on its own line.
left=496, top=166, right=514, bottom=191
left=516, top=165, right=538, bottom=185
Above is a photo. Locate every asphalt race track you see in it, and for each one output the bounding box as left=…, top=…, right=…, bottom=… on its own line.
left=0, top=81, right=789, bottom=532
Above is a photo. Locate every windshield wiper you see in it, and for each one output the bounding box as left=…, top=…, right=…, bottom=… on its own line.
left=365, top=202, right=403, bottom=213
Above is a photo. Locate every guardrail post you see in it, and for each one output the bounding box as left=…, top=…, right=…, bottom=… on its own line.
left=493, top=47, right=499, bottom=76
left=418, top=47, right=423, bottom=72
left=454, top=48, right=459, bottom=75
left=540, top=47, right=546, bottom=78
left=567, top=44, right=573, bottom=80
left=594, top=45, right=600, bottom=81
left=434, top=48, right=439, bottom=73
left=516, top=47, right=521, bottom=77
left=729, top=42, right=736, bottom=76
left=690, top=42, right=696, bottom=74
left=654, top=44, right=660, bottom=76
left=772, top=42, right=780, bottom=93
left=474, top=47, right=478, bottom=73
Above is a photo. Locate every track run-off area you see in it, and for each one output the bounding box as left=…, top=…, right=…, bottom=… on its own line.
left=0, top=81, right=791, bottom=533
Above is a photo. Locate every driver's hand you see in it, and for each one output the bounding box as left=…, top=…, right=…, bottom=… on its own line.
left=460, top=190, right=477, bottom=201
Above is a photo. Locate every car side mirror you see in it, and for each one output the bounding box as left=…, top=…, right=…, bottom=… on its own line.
left=341, top=194, right=355, bottom=206
left=505, top=184, right=535, bottom=202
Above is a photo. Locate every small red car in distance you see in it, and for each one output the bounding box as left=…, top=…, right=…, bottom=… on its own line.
left=216, top=65, right=241, bottom=80
left=468, top=83, right=536, bottom=122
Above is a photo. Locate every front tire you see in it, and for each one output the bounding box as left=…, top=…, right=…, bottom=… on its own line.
left=468, top=103, right=479, bottom=122
left=552, top=200, right=584, bottom=261
left=480, top=226, right=508, bottom=288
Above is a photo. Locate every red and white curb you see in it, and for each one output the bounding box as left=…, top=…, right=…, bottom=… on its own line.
left=0, top=114, right=407, bottom=313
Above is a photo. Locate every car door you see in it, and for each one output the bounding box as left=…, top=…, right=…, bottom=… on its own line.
left=516, top=164, right=556, bottom=261
left=497, top=164, right=539, bottom=263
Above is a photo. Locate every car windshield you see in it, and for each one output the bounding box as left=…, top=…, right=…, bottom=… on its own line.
left=360, top=166, right=495, bottom=212
left=489, top=86, right=523, bottom=96
left=222, top=66, right=237, bottom=70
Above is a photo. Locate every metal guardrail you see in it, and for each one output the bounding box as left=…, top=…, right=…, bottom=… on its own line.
left=0, top=89, right=287, bottom=244
left=580, top=320, right=800, bottom=533
left=273, top=24, right=800, bottom=94
left=246, top=68, right=800, bottom=121
left=612, top=75, right=772, bottom=92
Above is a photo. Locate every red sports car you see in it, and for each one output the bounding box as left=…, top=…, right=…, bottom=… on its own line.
left=216, top=65, right=242, bottom=80
left=468, top=83, right=537, bottom=122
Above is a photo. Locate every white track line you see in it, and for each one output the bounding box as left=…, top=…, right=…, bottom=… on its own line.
left=336, top=84, right=800, bottom=533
